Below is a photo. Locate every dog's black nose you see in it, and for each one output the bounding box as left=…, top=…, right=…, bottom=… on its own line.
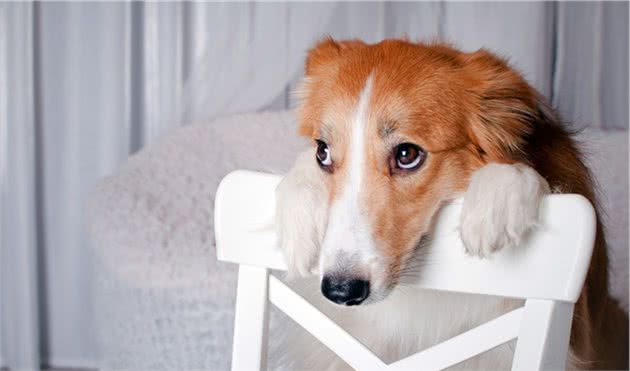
left=321, top=275, right=370, bottom=306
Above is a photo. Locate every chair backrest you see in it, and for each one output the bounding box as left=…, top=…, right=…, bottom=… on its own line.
left=215, top=170, right=596, bottom=371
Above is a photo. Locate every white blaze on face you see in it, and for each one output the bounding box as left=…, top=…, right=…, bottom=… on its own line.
left=320, top=75, right=378, bottom=277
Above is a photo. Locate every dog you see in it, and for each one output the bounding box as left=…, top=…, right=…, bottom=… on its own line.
left=273, top=38, right=628, bottom=369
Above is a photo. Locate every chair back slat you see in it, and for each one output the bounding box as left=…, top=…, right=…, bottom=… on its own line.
left=216, top=170, right=596, bottom=302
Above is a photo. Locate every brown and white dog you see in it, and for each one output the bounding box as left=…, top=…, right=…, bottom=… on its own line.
left=274, top=38, right=628, bottom=369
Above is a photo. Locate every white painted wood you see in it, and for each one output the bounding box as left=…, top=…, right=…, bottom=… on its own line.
left=389, top=307, right=523, bottom=371
left=215, top=171, right=287, bottom=271
left=231, top=265, right=270, bottom=371
left=268, top=275, right=387, bottom=371
left=215, top=170, right=596, bottom=302
left=512, top=300, right=574, bottom=371
left=215, top=170, right=596, bottom=370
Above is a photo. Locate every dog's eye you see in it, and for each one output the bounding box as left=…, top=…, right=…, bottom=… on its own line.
left=316, top=140, right=333, bottom=171
left=394, top=143, right=425, bottom=171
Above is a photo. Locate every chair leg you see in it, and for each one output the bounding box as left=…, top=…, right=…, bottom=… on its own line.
left=231, top=265, right=270, bottom=371
left=512, top=299, right=574, bottom=371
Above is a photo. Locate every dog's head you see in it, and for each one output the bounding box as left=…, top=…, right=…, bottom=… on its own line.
left=296, top=38, right=539, bottom=305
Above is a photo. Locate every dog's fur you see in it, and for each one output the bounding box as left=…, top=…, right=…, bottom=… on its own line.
left=274, top=38, right=628, bottom=369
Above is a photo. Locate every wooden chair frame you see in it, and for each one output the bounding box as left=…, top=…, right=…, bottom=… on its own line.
left=215, top=170, right=596, bottom=371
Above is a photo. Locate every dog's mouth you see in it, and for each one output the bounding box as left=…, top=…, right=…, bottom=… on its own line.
left=394, top=234, right=433, bottom=285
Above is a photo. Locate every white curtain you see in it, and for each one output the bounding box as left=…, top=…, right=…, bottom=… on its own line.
left=554, top=1, right=629, bottom=129
left=1, top=2, right=627, bottom=369
left=1, top=3, right=40, bottom=370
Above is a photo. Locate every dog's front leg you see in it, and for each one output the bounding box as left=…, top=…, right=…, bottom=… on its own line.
left=460, top=163, right=550, bottom=257
left=276, top=148, right=329, bottom=277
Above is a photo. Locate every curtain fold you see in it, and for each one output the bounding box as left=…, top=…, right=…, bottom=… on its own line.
left=0, top=2, right=627, bottom=368
left=180, top=3, right=335, bottom=124
left=0, top=2, right=41, bottom=370
left=441, top=2, right=555, bottom=97
left=553, top=2, right=629, bottom=129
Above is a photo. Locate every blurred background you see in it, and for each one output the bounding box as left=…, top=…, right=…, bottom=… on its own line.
left=1, top=2, right=628, bottom=370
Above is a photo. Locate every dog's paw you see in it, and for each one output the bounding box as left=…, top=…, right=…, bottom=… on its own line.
left=460, top=163, right=549, bottom=258
left=276, top=148, right=328, bottom=277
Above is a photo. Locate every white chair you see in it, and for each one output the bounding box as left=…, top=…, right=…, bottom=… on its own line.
left=214, top=170, right=597, bottom=371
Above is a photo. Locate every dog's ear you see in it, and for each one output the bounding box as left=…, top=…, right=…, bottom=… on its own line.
left=304, top=37, right=366, bottom=76
left=297, top=37, right=366, bottom=137
left=462, top=49, right=540, bottom=163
